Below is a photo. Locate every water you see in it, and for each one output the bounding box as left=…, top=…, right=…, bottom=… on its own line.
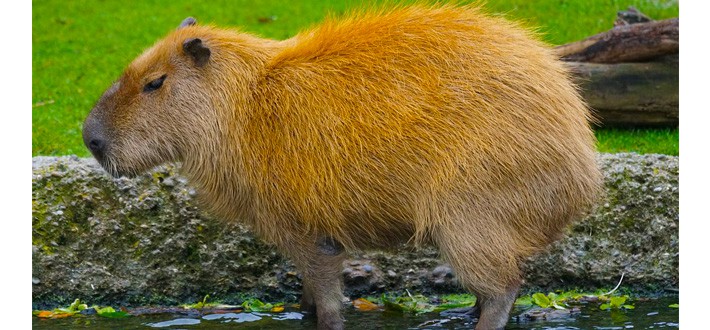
left=33, top=298, right=678, bottom=329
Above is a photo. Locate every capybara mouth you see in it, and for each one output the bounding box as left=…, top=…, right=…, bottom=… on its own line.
left=97, top=159, right=140, bottom=179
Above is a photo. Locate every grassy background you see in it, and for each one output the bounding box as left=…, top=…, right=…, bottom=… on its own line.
left=32, top=0, right=679, bottom=156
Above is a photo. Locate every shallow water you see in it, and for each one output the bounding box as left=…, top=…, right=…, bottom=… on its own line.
left=33, top=297, right=678, bottom=329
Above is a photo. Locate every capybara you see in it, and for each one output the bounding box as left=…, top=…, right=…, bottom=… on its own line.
left=83, top=4, right=601, bottom=329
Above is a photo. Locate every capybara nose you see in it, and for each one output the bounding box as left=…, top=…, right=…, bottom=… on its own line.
left=87, top=138, right=106, bottom=155
left=83, top=115, right=107, bottom=160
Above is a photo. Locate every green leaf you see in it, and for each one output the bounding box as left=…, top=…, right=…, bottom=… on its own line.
left=412, top=301, right=435, bottom=314
left=609, top=296, right=627, bottom=307
left=433, top=301, right=475, bottom=312
left=380, top=294, right=435, bottom=314
left=382, top=296, right=405, bottom=313
left=669, top=303, right=679, bottom=308
left=600, top=303, right=611, bottom=310
left=551, top=301, right=567, bottom=310
left=532, top=293, right=551, bottom=308
left=439, top=294, right=476, bottom=305
left=99, top=311, right=130, bottom=318
left=68, top=299, right=87, bottom=312
left=557, top=290, right=584, bottom=301
left=623, top=304, right=635, bottom=310
left=95, top=306, right=115, bottom=314
left=514, top=296, right=533, bottom=307
left=53, top=308, right=78, bottom=314
left=94, top=306, right=130, bottom=318
left=183, top=294, right=215, bottom=309
left=241, top=298, right=275, bottom=312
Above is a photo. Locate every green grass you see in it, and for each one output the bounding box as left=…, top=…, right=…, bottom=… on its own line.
left=32, top=0, right=679, bottom=156
left=596, top=128, right=679, bottom=156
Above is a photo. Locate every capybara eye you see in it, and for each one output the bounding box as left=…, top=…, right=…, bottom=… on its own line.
left=143, top=74, right=167, bottom=93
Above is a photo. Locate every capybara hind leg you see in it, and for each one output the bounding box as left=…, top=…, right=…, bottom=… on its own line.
left=433, top=217, right=521, bottom=329
left=475, top=282, right=520, bottom=330
left=290, top=237, right=346, bottom=330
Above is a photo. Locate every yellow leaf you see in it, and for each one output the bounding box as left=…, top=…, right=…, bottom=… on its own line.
left=36, top=311, right=53, bottom=318
left=353, top=298, right=379, bottom=311
left=270, top=306, right=285, bottom=313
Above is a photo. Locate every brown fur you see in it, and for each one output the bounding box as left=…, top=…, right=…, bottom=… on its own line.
left=84, top=4, right=601, bottom=329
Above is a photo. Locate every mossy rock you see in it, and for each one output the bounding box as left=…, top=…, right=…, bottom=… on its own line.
left=32, top=153, right=678, bottom=308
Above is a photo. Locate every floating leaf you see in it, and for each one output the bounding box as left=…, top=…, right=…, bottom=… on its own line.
left=380, top=294, right=435, bottom=314
left=439, top=294, right=475, bottom=302
left=183, top=295, right=212, bottom=309
left=212, top=304, right=241, bottom=309
left=551, top=301, right=567, bottom=310
left=98, top=311, right=130, bottom=318
left=532, top=293, right=552, bottom=308
left=241, top=298, right=280, bottom=312
left=514, top=296, right=533, bottom=307
left=75, top=301, right=88, bottom=311
left=382, top=296, right=406, bottom=313
left=34, top=310, right=75, bottom=319
left=34, top=299, right=108, bottom=319
left=270, top=305, right=285, bottom=313
left=198, top=295, right=210, bottom=309
left=353, top=298, right=380, bottom=311
left=68, top=299, right=88, bottom=312
left=669, top=303, right=679, bottom=308
left=599, top=295, right=634, bottom=310
left=95, top=306, right=116, bottom=314
left=609, top=296, right=627, bottom=307
left=433, top=301, right=476, bottom=312
left=36, top=311, right=53, bottom=318
left=432, top=294, right=476, bottom=312
left=92, top=306, right=130, bottom=318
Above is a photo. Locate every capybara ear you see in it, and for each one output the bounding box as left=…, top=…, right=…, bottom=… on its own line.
left=178, top=17, right=197, bottom=29
left=183, top=38, right=211, bottom=67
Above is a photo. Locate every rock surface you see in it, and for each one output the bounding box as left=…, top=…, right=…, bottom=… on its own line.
left=32, top=154, right=678, bottom=309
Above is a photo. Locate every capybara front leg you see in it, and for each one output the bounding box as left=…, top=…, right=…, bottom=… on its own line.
left=294, top=236, right=347, bottom=330
left=475, top=282, right=520, bottom=330
left=300, top=281, right=316, bottom=314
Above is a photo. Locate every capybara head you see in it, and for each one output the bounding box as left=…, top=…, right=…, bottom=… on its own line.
left=83, top=18, right=220, bottom=177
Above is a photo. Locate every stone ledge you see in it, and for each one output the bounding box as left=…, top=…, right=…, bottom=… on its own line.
left=31, top=153, right=678, bottom=308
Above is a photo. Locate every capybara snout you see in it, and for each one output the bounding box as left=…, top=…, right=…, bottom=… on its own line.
left=82, top=114, right=107, bottom=161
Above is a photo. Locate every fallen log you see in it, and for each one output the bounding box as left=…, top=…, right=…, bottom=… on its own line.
left=614, top=7, right=653, bottom=26
left=555, top=18, right=678, bottom=64
left=553, top=7, right=679, bottom=128
left=566, top=55, right=678, bottom=127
